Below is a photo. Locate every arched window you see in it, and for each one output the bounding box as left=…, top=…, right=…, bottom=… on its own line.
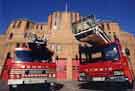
left=107, top=23, right=110, bottom=30
left=101, top=24, right=104, bottom=30
left=9, top=33, right=13, bottom=40
left=26, top=22, right=30, bottom=29
left=16, top=43, right=20, bottom=48
left=56, top=55, right=59, bottom=60
left=22, top=43, right=27, bottom=48
left=75, top=54, right=78, bottom=60
left=6, top=52, right=11, bottom=59
left=24, top=32, right=27, bottom=38
left=113, top=32, right=117, bottom=39
left=125, top=48, right=130, bottom=56
left=41, top=25, right=43, bottom=30
left=17, top=21, right=22, bottom=28
left=36, top=25, right=38, bottom=29
left=12, top=21, right=17, bottom=28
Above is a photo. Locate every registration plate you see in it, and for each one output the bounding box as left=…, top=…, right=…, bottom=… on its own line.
left=92, top=77, right=105, bottom=81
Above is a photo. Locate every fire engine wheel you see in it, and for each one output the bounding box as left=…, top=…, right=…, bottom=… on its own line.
left=49, top=82, right=56, bottom=91
left=9, top=84, right=18, bottom=91
left=50, top=86, right=55, bottom=91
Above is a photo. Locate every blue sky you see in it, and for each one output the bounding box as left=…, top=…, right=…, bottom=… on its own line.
left=0, top=0, right=135, bottom=35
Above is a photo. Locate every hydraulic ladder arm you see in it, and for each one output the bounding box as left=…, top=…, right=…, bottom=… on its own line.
left=72, top=15, right=112, bottom=46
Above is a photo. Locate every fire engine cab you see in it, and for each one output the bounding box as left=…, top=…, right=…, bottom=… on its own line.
left=1, top=31, right=56, bottom=90
left=72, top=15, right=134, bottom=88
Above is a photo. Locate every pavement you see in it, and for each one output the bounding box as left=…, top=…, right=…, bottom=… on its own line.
left=0, top=80, right=9, bottom=91
left=0, top=80, right=135, bottom=91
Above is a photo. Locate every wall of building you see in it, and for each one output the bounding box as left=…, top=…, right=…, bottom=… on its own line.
left=47, top=12, right=80, bottom=80
left=0, top=11, right=135, bottom=78
left=120, top=32, right=135, bottom=72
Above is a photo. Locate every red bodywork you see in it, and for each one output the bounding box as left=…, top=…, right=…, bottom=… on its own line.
left=1, top=59, right=80, bottom=81
left=1, top=58, right=56, bottom=81
left=79, top=42, right=134, bottom=84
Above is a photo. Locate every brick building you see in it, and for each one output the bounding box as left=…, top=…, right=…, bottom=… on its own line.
left=0, top=11, right=135, bottom=80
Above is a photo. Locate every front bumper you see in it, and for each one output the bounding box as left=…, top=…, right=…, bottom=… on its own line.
left=8, top=78, right=56, bottom=85
left=79, top=76, right=128, bottom=82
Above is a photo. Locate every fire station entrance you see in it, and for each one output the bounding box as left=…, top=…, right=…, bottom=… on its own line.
left=56, top=59, right=79, bottom=80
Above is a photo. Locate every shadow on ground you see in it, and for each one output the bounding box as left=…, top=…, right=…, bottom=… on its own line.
left=78, top=82, right=132, bottom=91
left=9, top=82, right=64, bottom=91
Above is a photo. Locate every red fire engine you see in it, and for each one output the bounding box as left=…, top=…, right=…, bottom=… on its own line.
left=1, top=32, right=57, bottom=89
left=72, top=15, right=134, bottom=88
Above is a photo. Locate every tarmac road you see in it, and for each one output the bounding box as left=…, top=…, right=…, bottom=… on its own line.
left=0, top=80, right=135, bottom=91
left=59, top=81, right=135, bottom=91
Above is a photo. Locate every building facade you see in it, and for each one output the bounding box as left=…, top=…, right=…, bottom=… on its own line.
left=0, top=11, right=135, bottom=80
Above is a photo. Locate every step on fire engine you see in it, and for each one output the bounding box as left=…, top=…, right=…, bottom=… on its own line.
left=1, top=30, right=57, bottom=89
left=72, top=15, right=134, bottom=88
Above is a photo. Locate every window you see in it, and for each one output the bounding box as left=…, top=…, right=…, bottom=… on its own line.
left=36, top=25, right=38, bottom=29
left=125, top=48, right=130, bottom=56
left=54, top=13, right=57, bottom=26
left=72, top=66, right=76, bottom=70
left=107, top=23, right=110, bottom=30
left=24, top=32, right=27, bottom=38
left=91, top=52, right=102, bottom=59
left=12, top=24, right=16, bottom=28
left=75, top=13, right=77, bottom=22
left=12, top=21, right=17, bottom=28
left=81, top=43, right=119, bottom=64
left=75, top=54, right=78, bottom=60
left=56, top=55, right=59, bottom=60
left=26, top=22, right=30, bottom=29
left=16, top=50, right=32, bottom=61
left=113, top=32, right=117, bottom=39
left=54, top=20, right=57, bottom=26
left=103, top=44, right=119, bottom=60
left=101, top=24, right=104, bottom=30
left=22, top=43, right=27, bottom=48
left=17, top=21, right=21, bottom=28
left=52, top=13, right=57, bottom=30
left=41, top=25, right=43, bottom=30
left=6, top=52, right=11, bottom=59
left=16, top=43, right=20, bottom=48
left=15, top=49, right=52, bottom=62
left=9, top=33, right=13, bottom=40
left=108, top=32, right=112, bottom=39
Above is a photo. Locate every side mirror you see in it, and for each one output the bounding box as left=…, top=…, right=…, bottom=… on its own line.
left=125, top=48, right=130, bottom=56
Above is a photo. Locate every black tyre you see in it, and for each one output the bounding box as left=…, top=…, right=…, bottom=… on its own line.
left=9, top=85, right=18, bottom=91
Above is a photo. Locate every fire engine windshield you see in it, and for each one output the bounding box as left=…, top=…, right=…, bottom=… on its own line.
left=80, top=43, right=120, bottom=63
left=15, top=50, right=51, bottom=62
left=103, top=44, right=119, bottom=60
left=16, top=50, right=33, bottom=62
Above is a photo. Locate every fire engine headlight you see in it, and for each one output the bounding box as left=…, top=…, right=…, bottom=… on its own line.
left=80, top=72, right=86, bottom=77
left=113, top=70, right=124, bottom=76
